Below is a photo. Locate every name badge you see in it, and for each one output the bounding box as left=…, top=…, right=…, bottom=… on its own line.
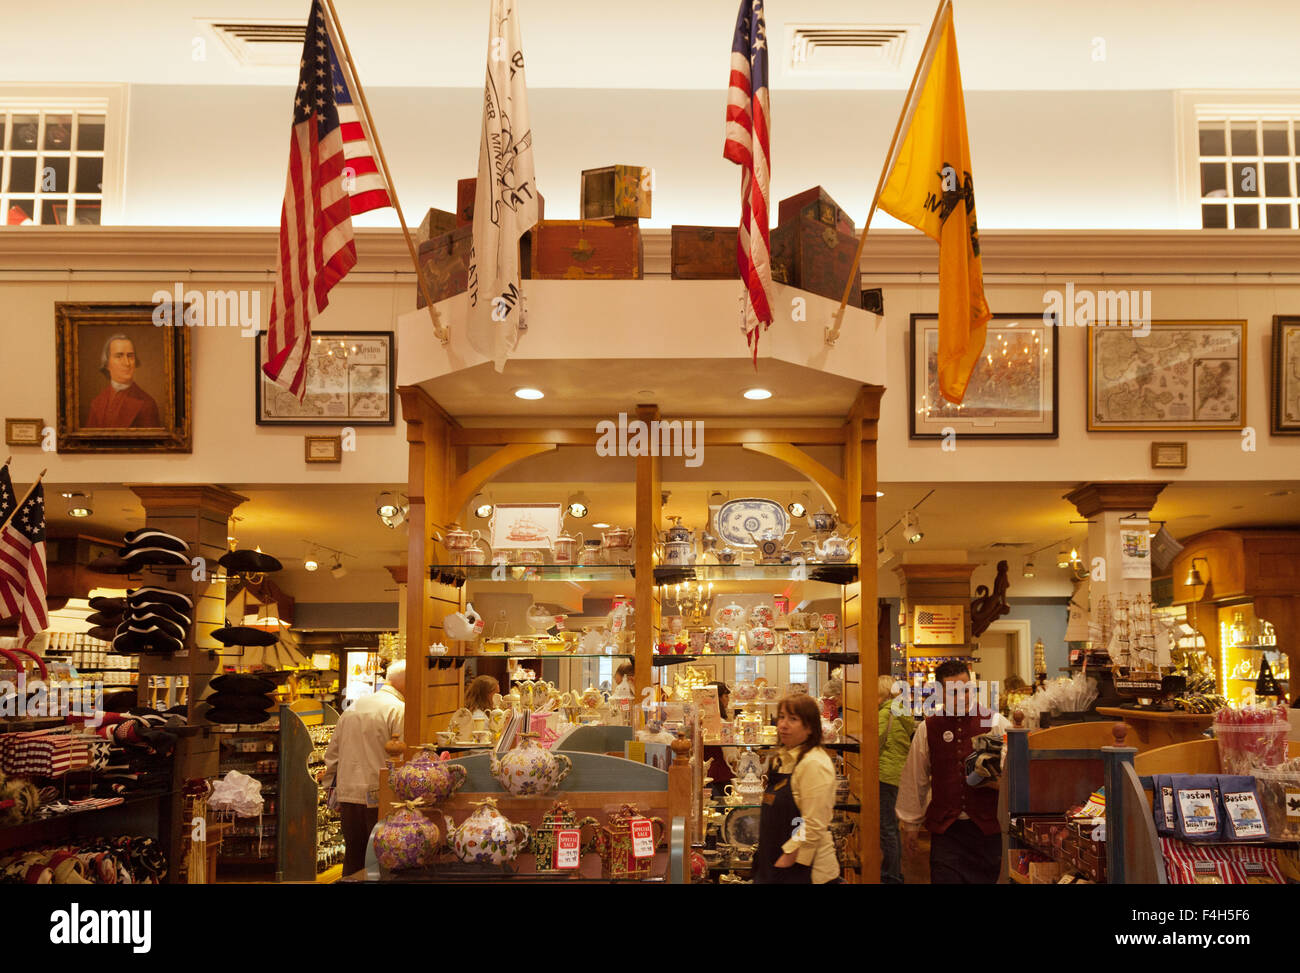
left=554, top=829, right=581, bottom=869
left=943, top=730, right=954, bottom=743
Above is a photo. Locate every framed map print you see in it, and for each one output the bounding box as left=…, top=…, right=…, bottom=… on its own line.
left=1087, top=320, right=1245, bottom=431
left=1272, top=316, right=1300, bottom=435
left=255, top=331, right=394, bottom=425
left=909, top=313, right=1059, bottom=439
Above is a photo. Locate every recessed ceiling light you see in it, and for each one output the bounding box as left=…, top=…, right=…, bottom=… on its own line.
left=514, top=387, right=545, bottom=400
left=876, top=491, right=885, bottom=498
left=304, top=558, right=319, bottom=572
left=743, top=388, right=772, bottom=400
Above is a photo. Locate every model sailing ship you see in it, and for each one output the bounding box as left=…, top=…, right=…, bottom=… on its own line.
left=1098, top=593, right=1185, bottom=710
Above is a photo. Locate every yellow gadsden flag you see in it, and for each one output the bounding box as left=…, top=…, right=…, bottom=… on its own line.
left=878, top=0, right=990, bottom=404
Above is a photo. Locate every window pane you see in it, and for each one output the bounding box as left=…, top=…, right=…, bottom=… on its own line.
left=44, top=157, right=69, bottom=193
left=45, top=200, right=71, bottom=225
left=76, top=115, right=106, bottom=151
left=1265, top=204, right=1292, bottom=229
left=1199, top=125, right=1226, bottom=156
left=75, top=202, right=101, bottom=226
left=0, top=116, right=6, bottom=151
left=1200, top=162, right=1227, bottom=196
left=7, top=200, right=35, bottom=225
left=44, top=114, right=72, bottom=150
left=1264, top=161, right=1291, bottom=198
left=11, top=115, right=39, bottom=150
left=1202, top=203, right=1228, bottom=228
left=1232, top=162, right=1259, bottom=196
left=74, top=156, right=102, bottom=194
left=1234, top=203, right=1260, bottom=228
left=1231, top=124, right=1258, bottom=156
left=1261, top=124, right=1289, bottom=156
left=7, top=156, right=36, bottom=192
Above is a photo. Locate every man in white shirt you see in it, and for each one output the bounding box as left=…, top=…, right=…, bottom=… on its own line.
left=323, top=660, right=405, bottom=875
left=896, top=660, right=1010, bottom=883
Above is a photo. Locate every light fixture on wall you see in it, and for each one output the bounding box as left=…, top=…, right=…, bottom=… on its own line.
left=877, top=537, right=893, bottom=568
left=566, top=491, right=591, bottom=519
left=1185, top=556, right=1209, bottom=590
left=61, top=491, right=92, bottom=518
left=903, top=511, right=923, bottom=544
left=375, top=492, right=408, bottom=529
left=1022, top=558, right=1035, bottom=578
left=470, top=492, right=494, bottom=519
left=331, top=558, right=348, bottom=580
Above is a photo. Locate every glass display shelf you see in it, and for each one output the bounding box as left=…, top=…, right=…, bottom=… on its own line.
left=426, top=564, right=857, bottom=584
left=458, top=652, right=634, bottom=659
left=429, top=564, right=633, bottom=582
left=702, top=739, right=862, bottom=752
left=709, top=801, right=862, bottom=812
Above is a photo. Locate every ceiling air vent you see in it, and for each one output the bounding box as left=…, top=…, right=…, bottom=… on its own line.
left=197, top=20, right=308, bottom=68
left=786, top=24, right=911, bottom=75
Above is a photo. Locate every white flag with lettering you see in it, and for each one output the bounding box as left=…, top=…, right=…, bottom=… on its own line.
left=466, top=0, right=540, bottom=370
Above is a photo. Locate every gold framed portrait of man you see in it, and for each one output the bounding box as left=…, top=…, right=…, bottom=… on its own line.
left=55, top=302, right=192, bottom=453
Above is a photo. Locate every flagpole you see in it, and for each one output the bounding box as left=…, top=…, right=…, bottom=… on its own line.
left=0, top=469, right=46, bottom=535
left=321, top=0, right=450, bottom=346
left=826, top=0, right=951, bottom=347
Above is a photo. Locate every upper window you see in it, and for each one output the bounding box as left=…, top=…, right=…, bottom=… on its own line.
left=1180, top=94, right=1300, bottom=230
left=0, top=87, right=124, bottom=225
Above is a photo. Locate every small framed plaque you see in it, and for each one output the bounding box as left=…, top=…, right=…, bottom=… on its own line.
left=304, top=434, right=342, bottom=463
left=1150, top=441, right=1188, bottom=469
left=5, top=418, right=43, bottom=446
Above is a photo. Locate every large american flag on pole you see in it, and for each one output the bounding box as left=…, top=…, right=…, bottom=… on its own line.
left=0, top=482, right=48, bottom=645
left=723, top=0, right=774, bottom=365
left=262, top=0, right=392, bottom=398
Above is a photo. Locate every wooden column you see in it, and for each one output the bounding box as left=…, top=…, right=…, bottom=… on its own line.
left=843, top=385, right=884, bottom=883
left=633, top=403, right=661, bottom=701
left=398, top=386, right=464, bottom=746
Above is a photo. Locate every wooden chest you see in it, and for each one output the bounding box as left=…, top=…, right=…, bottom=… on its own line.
left=770, top=217, right=860, bottom=305
left=580, top=164, right=652, bottom=221
left=415, top=225, right=472, bottom=308
left=778, top=185, right=855, bottom=235
left=417, top=207, right=457, bottom=243
left=529, top=219, right=643, bottom=280
left=669, top=225, right=739, bottom=280
left=456, top=177, right=476, bottom=226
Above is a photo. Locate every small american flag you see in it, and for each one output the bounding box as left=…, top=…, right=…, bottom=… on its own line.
left=263, top=0, right=391, bottom=398
left=0, top=482, right=48, bottom=645
left=723, top=0, right=774, bottom=365
left=0, top=463, right=15, bottom=524
left=918, top=610, right=958, bottom=630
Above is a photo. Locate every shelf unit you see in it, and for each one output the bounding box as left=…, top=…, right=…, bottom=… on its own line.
left=279, top=699, right=341, bottom=881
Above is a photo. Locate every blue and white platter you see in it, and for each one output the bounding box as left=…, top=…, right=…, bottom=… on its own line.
left=715, top=497, right=789, bottom=549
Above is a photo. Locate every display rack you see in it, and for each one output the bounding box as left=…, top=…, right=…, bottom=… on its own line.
left=214, top=724, right=280, bottom=871
left=278, top=699, right=341, bottom=881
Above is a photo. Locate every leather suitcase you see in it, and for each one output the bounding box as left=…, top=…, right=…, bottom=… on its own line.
left=417, top=207, right=458, bottom=243
left=670, top=225, right=739, bottom=280
left=415, top=225, right=472, bottom=308
left=529, top=219, right=643, bottom=280
left=770, top=217, right=860, bottom=306
left=580, top=164, right=652, bottom=221
left=777, top=185, right=855, bottom=236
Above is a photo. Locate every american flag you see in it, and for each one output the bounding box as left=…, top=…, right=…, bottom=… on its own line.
left=918, top=610, right=958, bottom=631
left=0, top=463, right=14, bottom=524
left=0, top=482, right=48, bottom=645
left=723, top=0, right=774, bottom=365
left=262, top=0, right=391, bottom=398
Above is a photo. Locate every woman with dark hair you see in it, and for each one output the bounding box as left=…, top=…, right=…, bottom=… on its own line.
left=465, top=674, right=500, bottom=713
left=753, top=693, right=839, bottom=884
left=702, top=681, right=735, bottom=789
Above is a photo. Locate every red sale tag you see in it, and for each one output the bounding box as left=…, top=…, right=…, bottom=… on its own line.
left=631, top=818, right=654, bottom=859
left=554, top=829, right=581, bottom=870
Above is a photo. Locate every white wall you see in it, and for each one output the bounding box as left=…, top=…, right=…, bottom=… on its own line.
left=121, top=86, right=1180, bottom=229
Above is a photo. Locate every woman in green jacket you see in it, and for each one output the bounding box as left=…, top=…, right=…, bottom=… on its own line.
left=878, top=675, right=915, bottom=884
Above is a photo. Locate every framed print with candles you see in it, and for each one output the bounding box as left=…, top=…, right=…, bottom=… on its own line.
left=908, top=313, right=1059, bottom=439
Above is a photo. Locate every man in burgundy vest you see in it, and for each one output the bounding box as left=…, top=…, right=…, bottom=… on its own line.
left=896, top=659, right=1008, bottom=883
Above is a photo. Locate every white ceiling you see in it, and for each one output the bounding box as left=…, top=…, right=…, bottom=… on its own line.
left=6, top=1, right=1300, bottom=91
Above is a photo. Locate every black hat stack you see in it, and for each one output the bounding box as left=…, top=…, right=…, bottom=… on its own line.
left=111, top=586, right=194, bottom=656
left=203, top=673, right=277, bottom=725
left=218, top=549, right=284, bottom=576
left=119, top=528, right=192, bottom=571
left=85, top=595, right=126, bottom=643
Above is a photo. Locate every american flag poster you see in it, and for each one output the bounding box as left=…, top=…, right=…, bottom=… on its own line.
left=913, top=604, right=965, bottom=645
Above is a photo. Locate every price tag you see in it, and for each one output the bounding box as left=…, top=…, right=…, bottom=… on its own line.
left=631, top=818, right=655, bottom=859
left=554, top=829, right=581, bottom=870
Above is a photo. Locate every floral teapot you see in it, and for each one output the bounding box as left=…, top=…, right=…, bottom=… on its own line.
left=812, top=532, right=857, bottom=563
left=390, top=747, right=469, bottom=804
left=443, top=798, right=531, bottom=866
left=372, top=799, right=441, bottom=871
left=490, top=733, right=573, bottom=795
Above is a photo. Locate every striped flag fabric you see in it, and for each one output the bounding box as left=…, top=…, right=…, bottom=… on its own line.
left=262, top=0, right=392, bottom=398
left=723, top=0, right=774, bottom=365
left=0, top=462, right=15, bottom=526
left=0, top=482, right=48, bottom=645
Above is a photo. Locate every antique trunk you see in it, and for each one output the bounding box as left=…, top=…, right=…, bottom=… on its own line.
left=580, top=164, right=652, bottom=221
left=777, top=185, right=855, bottom=235
left=770, top=217, right=861, bottom=306
left=669, top=225, right=739, bottom=280
left=415, top=225, right=472, bottom=308
left=456, top=177, right=476, bottom=226
left=529, top=219, right=643, bottom=280
left=417, top=207, right=457, bottom=243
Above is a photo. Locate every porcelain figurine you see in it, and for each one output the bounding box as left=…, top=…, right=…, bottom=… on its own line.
left=444, top=603, right=484, bottom=641
left=443, top=798, right=531, bottom=866
left=372, top=799, right=441, bottom=871
left=390, top=747, right=469, bottom=804
left=490, top=732, right=573, bottom=795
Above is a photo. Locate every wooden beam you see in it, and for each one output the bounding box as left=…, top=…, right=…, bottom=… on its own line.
left=634, top=404, right=661, bottom=702
left=449, top=426, right=846, bottom=446
left=741, top=442, right=846, bottom=513
left=447, top=443, right=558, bottom=520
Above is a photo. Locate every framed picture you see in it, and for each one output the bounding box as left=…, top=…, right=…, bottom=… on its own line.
left=1150, top=441, right=1188, bottom=468
left=304, top=435, right=342, bottom=463
left=4, top=418, right=43, bottom=446
left=909, top=313, right=1059, bottom=439
left=55, top=303, right=192, bottom=453
left=912, top=604, right=966, bottom=646
left=489, top=502, right=563, bottom=550
left=1088, top=320, right=1245, bottom=431
left=1272, top=316, right=1300, bottom=435
left=255, top=331, right=394, bottom=425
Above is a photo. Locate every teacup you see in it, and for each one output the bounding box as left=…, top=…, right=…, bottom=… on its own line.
left=435, top=730, right=456, bottom=746
left=518, top=549, right=545, bottom=565
left=473, top=730, right=492, bottom=744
